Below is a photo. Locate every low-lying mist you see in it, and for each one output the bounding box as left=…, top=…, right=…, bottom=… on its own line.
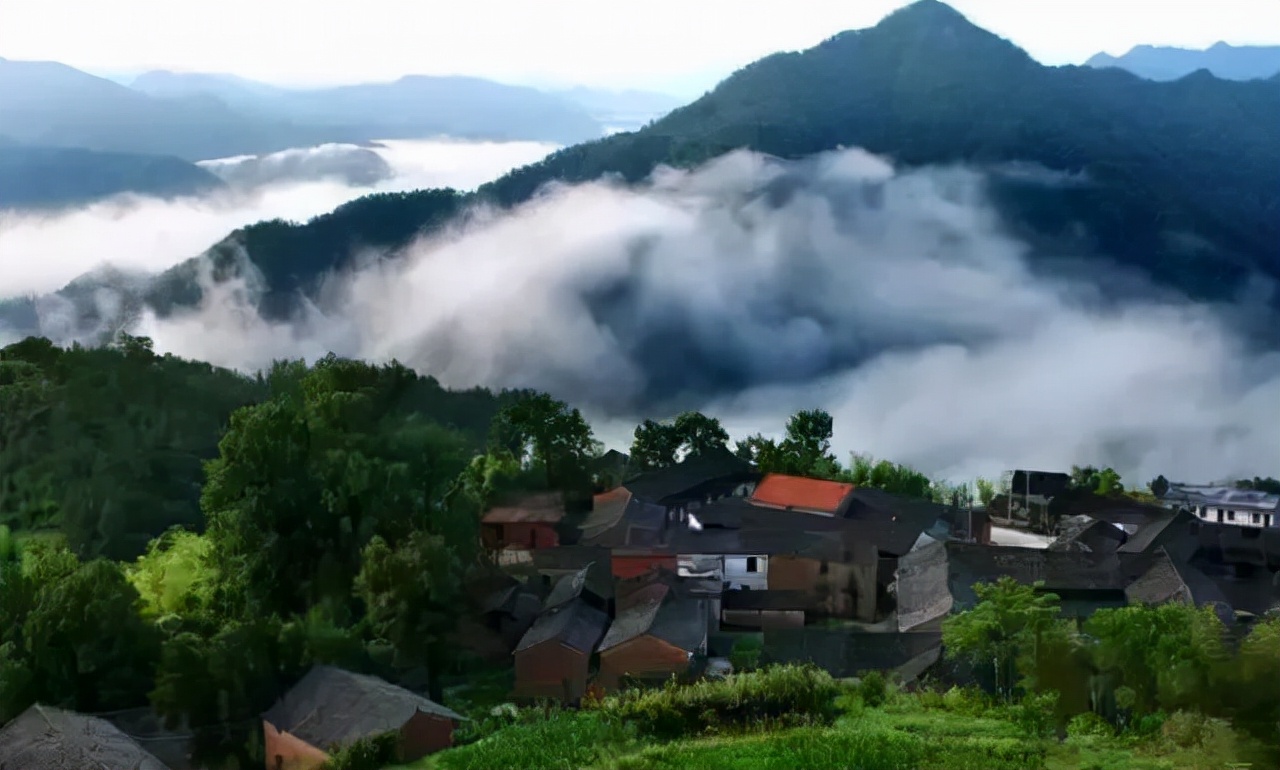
left=117, top=147, right=1280, bottom=484
left=0, top=138, right=559, bottom=297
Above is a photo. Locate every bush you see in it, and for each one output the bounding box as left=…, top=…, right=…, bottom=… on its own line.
left=322, top=732, right=399, bottom=770
left=931, top=736, right=1048, bottom=770
left=435, top=711, right=633, bottom=770
left=728, top=635, right=763, bottom=672
left=614, top=726, right=926, bottom=770
left=1161, top=710, right=1212, bottom=748
left=1067, top=711, right=1114, bottom=739
left=857, top=670, right=890, bottom=708
left=941, top=686, right=991, bottom=715
left=1013, top=691, right=1059, bottom=739
left=594, top=664, right=842, bottom=739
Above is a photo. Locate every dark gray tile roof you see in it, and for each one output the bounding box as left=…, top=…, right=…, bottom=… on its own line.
left=514, top=598, right=610, bottom=654
left=1050, top=515, right=1128, bottom=553
left=761, top=628, right=942, bottom=677
left=945, top=542, right=1128, bottom=610
left=544, top=563, right=611, bottom=611
left=838, top=488, right=951, bottom=556
left=621, top=449, right=758, bottom=504
left=599, top=585, right=707, bottom=653
left=0, top=705, right=171, bottom=770
left=1118, top=510, right=1198, bottom=555
left=262, top=666, right=464, bottom=751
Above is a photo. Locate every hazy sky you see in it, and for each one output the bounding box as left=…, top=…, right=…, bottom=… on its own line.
left=4, top=0, right=1278, bottom=94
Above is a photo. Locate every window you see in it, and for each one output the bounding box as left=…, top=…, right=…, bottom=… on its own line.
left=1267, top=514, right=1274, bottom=528
left=819, top=560, right=829, bottom=575
left=1253, top=513, right=1262, bottom=524
left=1227, top=511, right=1236, bottom=522
left=746, top=556, right=760, bottom=573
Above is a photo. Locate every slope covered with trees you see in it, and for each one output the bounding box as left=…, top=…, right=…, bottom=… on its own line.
left=0, top=146, right=225, bottom=209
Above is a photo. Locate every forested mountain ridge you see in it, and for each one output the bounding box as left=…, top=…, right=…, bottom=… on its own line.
left=0, top=145, right=225, bottom=209
left=1087, top=42, right=1280, bottom=82
left=97, top=0, right=1280, bottom=328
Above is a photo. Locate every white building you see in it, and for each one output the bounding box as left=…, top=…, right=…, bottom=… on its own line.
left=1162, top=484, right=1279, bottom=529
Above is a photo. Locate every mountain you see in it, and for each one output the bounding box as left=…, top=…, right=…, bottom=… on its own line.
left=0, top=60, right=604, bottom=163
left=1087, top=43, right=1280, bottom=82
left=129, top=70, right=605, bottom=145
left=0, top=146, right=225, bottom=209
left=554, top=86, right=685, bottom=131
left=27, top=0, right=1280, bottom=331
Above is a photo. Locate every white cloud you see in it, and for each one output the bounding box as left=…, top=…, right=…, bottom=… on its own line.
left=0, top=138, right=556, bottom=298
left=129, top=147, right=1280, bottom=486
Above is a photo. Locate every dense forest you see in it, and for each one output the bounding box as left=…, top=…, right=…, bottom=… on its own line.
left=121, top=0, right=1280, bottom=327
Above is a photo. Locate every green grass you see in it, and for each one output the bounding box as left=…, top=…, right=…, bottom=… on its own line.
left=398, top=675, right=1275, bottom=770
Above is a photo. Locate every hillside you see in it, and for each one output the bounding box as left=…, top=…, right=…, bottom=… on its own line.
left=111, top=0, right=1280, bottom=324
left=0, top=146, right=225, bottom=209
left=1087, top=42, right=1280, bottom=82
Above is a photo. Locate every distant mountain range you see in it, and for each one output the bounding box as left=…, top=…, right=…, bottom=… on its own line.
left=8, top=0, right=1280, bottom=340
left=1086, top=43, right=1280, bottom=82
left=0, top=57, right=682, bottom=209
left=0, top=145, right=224, bottom=209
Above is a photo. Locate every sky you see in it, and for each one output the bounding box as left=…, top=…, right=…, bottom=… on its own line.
left=3, top=0, right=1278, bottom=95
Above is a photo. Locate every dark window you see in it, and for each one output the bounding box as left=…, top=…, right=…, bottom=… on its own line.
left=819, top=560, right=829, bottom=575
left=746, top=556, right=760, bottom=573
left=1227, top=511, right=1236, bottom=522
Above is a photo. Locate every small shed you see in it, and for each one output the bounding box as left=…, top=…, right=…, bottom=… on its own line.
left=512, top=596, right=610, bottom=702
left=482, top=492, right=566, bottom=551
left=262, top=665, right=465, bottom=770
left=597, top=584, right=709, bottom=689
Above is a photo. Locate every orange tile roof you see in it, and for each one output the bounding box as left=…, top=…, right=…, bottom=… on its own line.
left=750, top=474, right=855, bottom=514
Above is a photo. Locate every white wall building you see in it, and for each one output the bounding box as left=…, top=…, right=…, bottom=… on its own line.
left=1162, top=484, right=1279, bottom=529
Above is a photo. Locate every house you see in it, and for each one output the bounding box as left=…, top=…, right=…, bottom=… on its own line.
left=617, top=448, right=760, bottom=511
left=1004, top=469, right=1072, bottom=522
left=512, top=574, right=611, bottom=702
left=1163, top=484, right=1280, bottom=529
left=262, top=665, right=465, bottom=770
left=481, top=492, right=566, bottom=551
left=597, top=583, right=709, bottom=688
left=473, top=574, right=543, bottom=652
left=761, top=627, right=943, bottom=679
left=0, top=704, right=171, bottom=770
left=940, top=542, right=1131, bottom=618
left=1124, top=547, right=1231, bottom=611
left=1117, top=509, right=1200, bottom=563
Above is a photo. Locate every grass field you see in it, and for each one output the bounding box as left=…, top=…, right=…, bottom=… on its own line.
left=394, top=667, right=1274, bottom=770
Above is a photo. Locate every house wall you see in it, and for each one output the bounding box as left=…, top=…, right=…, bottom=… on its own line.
left=1191, top=505, right=1277, bottom=529
left=262, top=721, right=330, bottom=770
left=514, top=641, right=592, bottom=702
left=725, top=554, right=769, bottom=590
left=399, top=710, right=456, bottom=761
left=485, top=522, right=560, bottom=550
left=768, top=557, right=877, bottom=622
left=598, top=635, right=693, bottom=689
left=612, top=554, right=678, bottom=580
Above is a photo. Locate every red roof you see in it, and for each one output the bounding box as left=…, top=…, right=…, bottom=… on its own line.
left=481, top=492, right=566, bottom=524
left=750, top=474, right=854, bottom=514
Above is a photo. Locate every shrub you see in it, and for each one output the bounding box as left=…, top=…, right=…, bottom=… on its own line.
left=857, top=670, right=890, bottom=707
left=931, top=736, right=1048, bottom=770
left=435, top=711, right=633, bottom=770
left=941, top=686, right=990, bottom=715
left=1013, top=691, right=1060, bottom=739
left=322, top=732, right=399, bottom=770
left=594, top=663, right=841, bottom=739
left=1067, top=711, right=1114, bottom=739
left=728, top=635, right=763, bottom=672
left=1161, top=710, right=1212, bottom=748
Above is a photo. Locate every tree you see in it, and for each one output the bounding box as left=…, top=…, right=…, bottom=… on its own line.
left=1234, top=477, right=1280, bottom=495
left=630, top=419, right=684, bottom=471
left=354, top=533, right=464, bottom=702
left=842, top=454, right=933, bottom=499
left=490, top=392, right=600, bottom=491
left=630, top=411, right=730, bottom=472
left=975, top=477, right=997, bottom=507
left=1070, top=465, right=1125, bottom=496
left=780, top=409, right=837, bottom=475
left=1148, top=475, right=1170, bottom=498
left=942, top=577, right=1063, bottom=702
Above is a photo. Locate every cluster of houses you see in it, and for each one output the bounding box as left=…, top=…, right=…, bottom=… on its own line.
left=5, top=454, right=1279, bottom=770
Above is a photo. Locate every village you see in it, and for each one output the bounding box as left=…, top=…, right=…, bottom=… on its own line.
left=10, top=451, right=1275, bottom=770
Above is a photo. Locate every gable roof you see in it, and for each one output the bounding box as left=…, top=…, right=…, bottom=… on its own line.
left=1117, top=509, right=1197, bottom=555
left=838, top=488, right=951, bottom=556
left=622, top=448, right=757, bottom=504
left=1049, top=515, right=1128, bottom=554
left=598, top=584, right=707, bottom=654
left=263, top=666, right=464, bottom=750
left=945, top=543, right=1127, bottom=603
left=751, top=474, right=854, bottom=514
left=514, top=598, right=609, bottom=654
left=482, top=492, right=566, bottom=525
left=0, top=705, right=171, bottom=770
left=1124, top=548, right=1229, bottom=608
left=543, top=562, right=611, bottom=611
left=1165, top=484, right=1280, bottom=512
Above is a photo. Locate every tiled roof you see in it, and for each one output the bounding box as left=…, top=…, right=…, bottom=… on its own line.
left=482, top=492, right=566, bottom=524
left=1117, top=510, right=1197, bottom=554
left=751, top=474, right=854, bottom=513
left=599, top=586, right=708, bottom=654
left=514, top=599, right=609, bottom=654
left=262, top=666, right=464, bottom=751
left=622, top=449, right=758, bottom=504
left=0, top=705, right=171, bottom=770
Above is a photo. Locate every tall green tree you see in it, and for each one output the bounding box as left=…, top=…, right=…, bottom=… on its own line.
left=942, top=577, right=1064, bottom=702
left=630, top=411, right=730, bottom=471
left=354, top=533, right=464, bottom=701
left=490, top=392, right=600, bottom=491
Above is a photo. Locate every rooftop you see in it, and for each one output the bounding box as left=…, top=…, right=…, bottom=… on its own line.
left=599, top=585, right=707, bottom=653
left=751, top=474, right=854, bottom=514
left=482, top=492, right=566, bottom=525
left=621, top=448, right=757, bottom=504
left=0, top=705, right=171, bottom=770
left=1165, top=484, right=1280, bottom=511
left=262, top=666, right=464, bottom=751
left=514, top=598, right=610, bottom=654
